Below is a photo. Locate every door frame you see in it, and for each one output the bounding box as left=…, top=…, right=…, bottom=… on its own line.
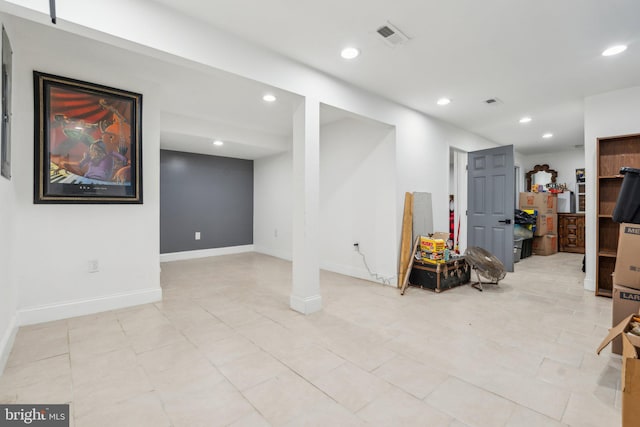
left=449, top=146, right=468, bottom=254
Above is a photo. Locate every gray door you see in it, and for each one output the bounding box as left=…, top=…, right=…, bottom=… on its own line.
left=467, top=145, right=515, bottom=272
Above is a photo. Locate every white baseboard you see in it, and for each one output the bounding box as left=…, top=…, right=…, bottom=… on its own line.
left=252, top=245, right=292, bottom=262
left=0, top=315, right=18, bottom=375
left=17, top=288, right=162, bottom=326
left=160, top=245, right=254, bottom=262
left=319, top=261, right=396, bottom=286
left=290, top=294, right=322, bottom=315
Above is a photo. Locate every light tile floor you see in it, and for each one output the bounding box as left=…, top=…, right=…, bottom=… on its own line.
left=0, top=252, right=622, bottom=426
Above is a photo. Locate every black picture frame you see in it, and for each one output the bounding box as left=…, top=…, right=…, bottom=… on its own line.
left=1, top=26, right=12, bottom=180
left=33, top=71, right=142, bottom=203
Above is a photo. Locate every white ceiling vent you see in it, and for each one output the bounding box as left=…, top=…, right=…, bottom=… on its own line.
left=376, top=22, right=410, bottom=47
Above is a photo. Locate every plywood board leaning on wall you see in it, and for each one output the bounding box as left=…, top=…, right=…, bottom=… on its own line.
left=398, top=192, right=414, bottom=288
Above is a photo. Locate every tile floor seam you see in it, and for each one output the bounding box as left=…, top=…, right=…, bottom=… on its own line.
left=439, top=374, right=568, bottom=423
left=557, top=387, right=573, bottom=425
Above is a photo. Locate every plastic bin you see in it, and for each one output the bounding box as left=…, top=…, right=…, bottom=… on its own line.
left=514, top=238, right=523, bottom=263
left=521, top=238, right=533, bottom=259
left=613, top=167, right=640, bottom=224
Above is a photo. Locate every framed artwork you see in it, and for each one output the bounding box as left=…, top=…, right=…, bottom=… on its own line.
left=576, top=168, right=585, bottom=183
left=1, top=26, right=12, bottom=180
left=33, top=71, right=143, bottom=203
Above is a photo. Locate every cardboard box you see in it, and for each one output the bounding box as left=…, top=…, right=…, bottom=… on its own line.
left=597, top=312, right=640, bottom=427
left=532, top=234, right=557, bottom=256
left=430, top=232, right=451, bottom=242
left=613, top=284, right=640, bottom=355
left=420, top=237, right=445, bottom=253
left=522, top=209, right=537, bottom=234
left=534, top=213, right=557, bottom=237
left=519, top=192, right=557, bottom=214
left=615, top=224, right=640, bottom=290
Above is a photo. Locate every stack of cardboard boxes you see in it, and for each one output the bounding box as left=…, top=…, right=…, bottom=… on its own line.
left=518, top=192, right=557, bottom=256
left=599, top=223, right=640, bottom=426
left=612, top=223, right=640, bottom=354
left=597, top=311, right=640, bottom=427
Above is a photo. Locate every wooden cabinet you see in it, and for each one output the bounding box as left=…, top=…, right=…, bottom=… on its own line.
left=558, top=213, right=585, bottom=253
left=596, top=134, right=640, bottom=297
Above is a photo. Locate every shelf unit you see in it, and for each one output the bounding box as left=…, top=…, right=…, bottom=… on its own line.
left=576, top=182, right=586, bottom=212
left=596, top=134, right=640, bottom=297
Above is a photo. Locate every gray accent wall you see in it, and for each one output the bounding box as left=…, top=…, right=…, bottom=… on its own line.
left=160, top=150, right=253, bottom=254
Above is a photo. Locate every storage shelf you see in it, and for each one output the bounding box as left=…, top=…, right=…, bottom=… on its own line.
left=596, top=133, right=640, bottom=298
left=597, top=288, right=613, bottom=298
left=598, top=250, right=617, bottom=258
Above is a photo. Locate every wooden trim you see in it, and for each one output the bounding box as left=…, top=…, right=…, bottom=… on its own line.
left=398, top=192, right=414, bottom=288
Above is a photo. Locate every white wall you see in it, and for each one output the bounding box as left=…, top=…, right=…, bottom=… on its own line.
left=0, top=16, right=17, bottom=374
left=319, top=118, right=396, bottom=283
left=2, top=0, right=499, bottom=243
left=254, top=117, right=397, bottom=284
left=523, top=148, right=585, bottom=191
left=5, top=14, right=161, bottom=325
left=584, top=85, right=640, bottom=291
left=2, top=2, right=500, bottom=308
left=0, top=167, right=16, bottom=372
left=253, top=150, right=293, bottom=261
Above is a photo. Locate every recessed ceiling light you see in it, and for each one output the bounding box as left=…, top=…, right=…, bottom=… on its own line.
left=262, top=94, right=277, bottom=102
left=437, top=97, right=451, bottom=106
left=519, top=117, right=532, bottom=124
left=542, top=133, right=553, bottom=139
left=340, top=47, right=360, bottom=59
left=602, top=45, right=627, bottom=56
left=213, top=140, right=224, bottom=146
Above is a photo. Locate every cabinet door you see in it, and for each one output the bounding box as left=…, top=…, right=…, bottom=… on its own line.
left=577, top=216, right=586, bottom=248
left=558, top=216, right=567, bottom=251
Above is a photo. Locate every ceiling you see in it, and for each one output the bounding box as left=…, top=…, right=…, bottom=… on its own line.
left=14, top=12, right=391, bottom=160
left=145, top=0, right=640, bottom=155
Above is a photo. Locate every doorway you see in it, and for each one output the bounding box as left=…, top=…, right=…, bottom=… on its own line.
left=449, top=147, right=468, bottom=255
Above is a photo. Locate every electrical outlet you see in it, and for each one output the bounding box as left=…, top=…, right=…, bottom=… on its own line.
left=88, top=259, right=99, bottom=273
left=353, top=242, right=359, bottom=251
left=195, top=231, right=201, bottom=240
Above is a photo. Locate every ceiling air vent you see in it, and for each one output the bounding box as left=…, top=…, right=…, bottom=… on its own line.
left=484, top=98, right=503, bottom=106
left=376, top=22, right=410, bottom=47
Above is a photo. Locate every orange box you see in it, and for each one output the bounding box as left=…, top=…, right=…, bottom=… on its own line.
left=532, top=234, right=557, bottom=256
left=535, top=213, right=557, bottom=236
left=519, top=192, right=557, bottom=214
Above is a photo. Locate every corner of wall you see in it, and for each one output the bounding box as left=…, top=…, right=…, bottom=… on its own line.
left=583, top=277, right=595, bottom=292
left=0, top=315, right=18, bottom=375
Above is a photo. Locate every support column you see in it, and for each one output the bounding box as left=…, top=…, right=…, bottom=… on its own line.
left=290, top=97, right=322, bottom=314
